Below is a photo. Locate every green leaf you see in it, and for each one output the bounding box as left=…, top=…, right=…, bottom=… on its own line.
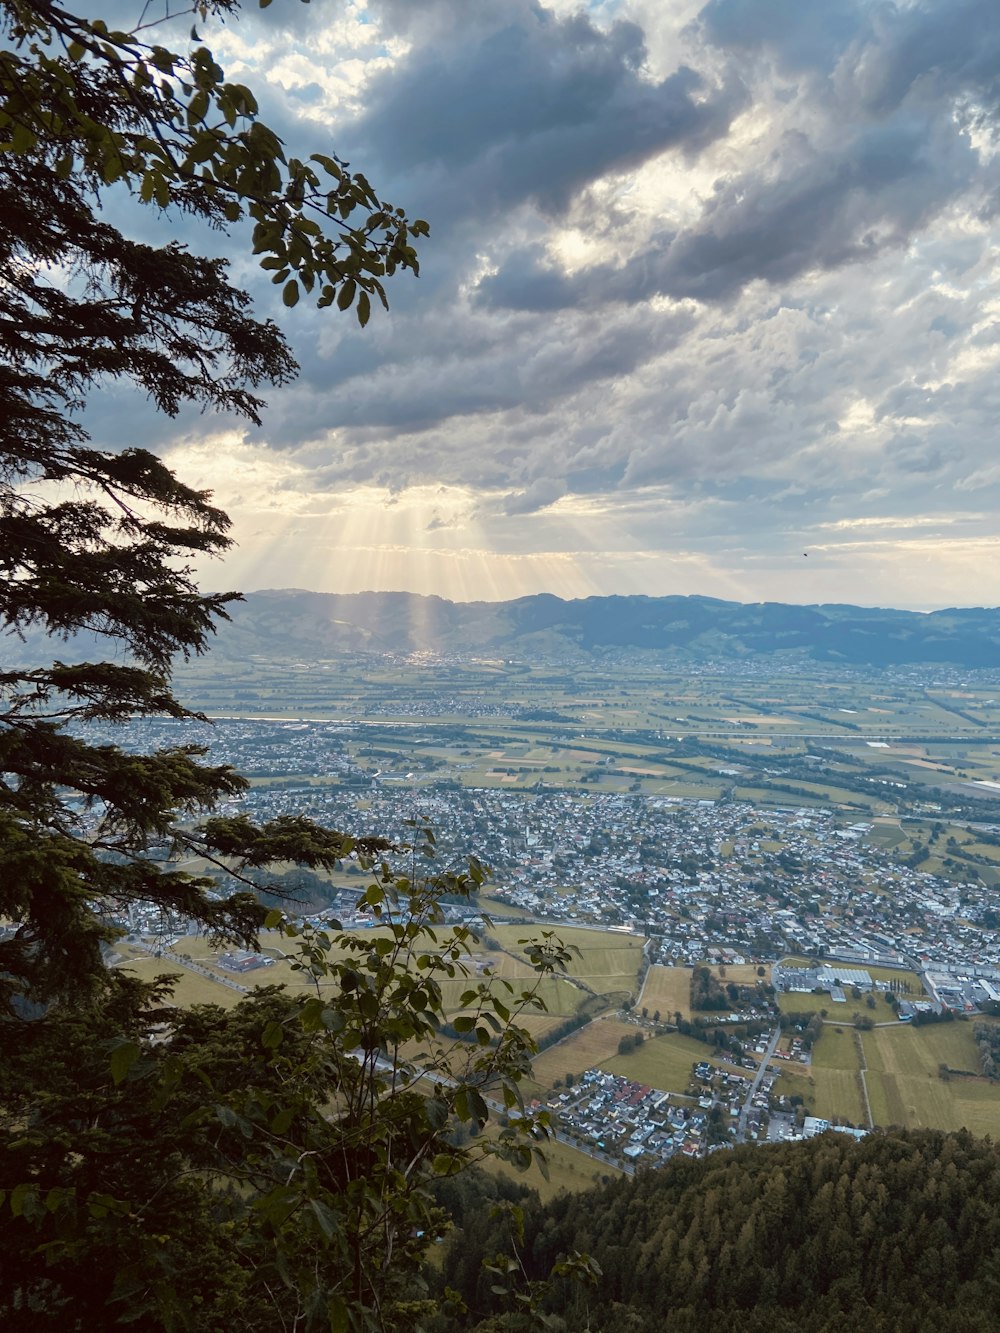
left=110, top=1040, right=140, bottom=1085
left=336, top=279, right=356, bottom=312
left=328, top=1295, right=349, bottom=1333
left=264, top=907, right=284, bottom=928
left=10, top=1184, right=35, bottom=1218
left=282, top=279, right=300, bottom=308
left=356, top=290, right=371, bottom=327
left=270, top=1107, right=295, bottom=1135
left=309, top=1196, right=339, bottom=1241
left=261, top=1021, right=283, bottom=1049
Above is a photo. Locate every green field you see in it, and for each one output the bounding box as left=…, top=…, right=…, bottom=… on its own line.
left=772, top=1021, right=1000, bottom=1133
left=638, top=965, right=692, bottom=1020
left=478, top=1132, right=623, bottom=1203
left=861, top=1024, right=1000, bottom=1135
left=114, top=945, right=244, bottom=1008
left=606, top=1031, right=743, bottom=1092
left=527, top=1017, right=639, bottom=1093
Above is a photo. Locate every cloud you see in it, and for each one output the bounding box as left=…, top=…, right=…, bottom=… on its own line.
left=75, top=0, right=1000, bottom=609
left=342, top=0, right=745, bottom=226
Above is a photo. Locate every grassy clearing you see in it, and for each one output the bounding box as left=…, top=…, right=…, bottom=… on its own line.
left=491, top=924, right=644, bottom=997
left=865, top=965, right=925, bottom=992
left=639, top=966, right=692, bottom=1020
left=605, top=1032, right=741, bottom=1093
left=814, top=1025, right=862, bottom=1070
left=813, top=1069, right=867, bottom=1124
left=476, top=1131, right=622, bottom=1203
left=528, top=1018, right=638, bottom=1091
left=772, top=1026, right=868, bottom=1125
left=708, top=964, right=770, bottom=986
left=115, top=947, right=243, bottom=1009
left=865, top=824, right=908, bottom=849
left=777, top=991, right=834, bottom=1016
left=438, top=973, right=583, bottom=1018
left=860, top=1025, right=1000, bottom=1134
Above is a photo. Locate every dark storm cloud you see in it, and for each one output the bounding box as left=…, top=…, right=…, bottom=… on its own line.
left=343, top=0, right=745, bottom=222
left=849, top=0, right=1000, bottom=118
left=698, top=0, right=865, bottom=73
left=479, top=0, right=1000, bottom=313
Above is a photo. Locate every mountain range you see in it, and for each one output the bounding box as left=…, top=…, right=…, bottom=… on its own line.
left=7, top=590, right=1000, bottom=669
left=196, top=590, right=1000, bottom=668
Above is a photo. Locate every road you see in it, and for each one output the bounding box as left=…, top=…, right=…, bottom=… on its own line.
left=736, top=1026, right=781, bottom=1141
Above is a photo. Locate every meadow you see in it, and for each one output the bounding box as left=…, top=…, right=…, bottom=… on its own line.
left=172, top=655, right=1000, bottom=824
left=605, top=1031, right=746, bottom=1090
left=771, top=1019, right=1000, bottom=1135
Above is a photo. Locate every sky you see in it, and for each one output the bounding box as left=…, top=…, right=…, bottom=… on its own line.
left=100, top=0, right=1000, bottom=609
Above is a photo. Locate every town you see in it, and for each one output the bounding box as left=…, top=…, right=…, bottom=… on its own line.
left=72, top=701, right=1000, bottom=1162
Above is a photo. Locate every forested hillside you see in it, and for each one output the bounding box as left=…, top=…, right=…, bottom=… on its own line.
left=432, top=1129, right=1000, bottom=1331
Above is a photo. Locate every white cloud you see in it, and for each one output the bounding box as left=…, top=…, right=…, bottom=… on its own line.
left=115, top=0, right=1000, bottom=609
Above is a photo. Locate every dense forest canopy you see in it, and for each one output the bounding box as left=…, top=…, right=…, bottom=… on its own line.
left=432, top=1128, right=1000, bottom=1332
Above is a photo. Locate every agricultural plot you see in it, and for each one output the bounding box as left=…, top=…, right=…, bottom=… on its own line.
left=861, top=1025, right=1000, bottom=1135
left=490, top=924, right=644, bottom=998
left=606, top=1031, right=742, bottom=1092
left=706, top=964, right=771, bottom=986
left=776, top=991, right=835, bottom=1016
left=639, top=965, right=692, bottom=1020
left=114, top=946, right=243, bottom=1009
left=166, top=923, right=631, bottom=1029
left=437, top=973, right=583, bottom=1019
left=528, top=1018, right=638, bottom=1091
left=477, top=1125, right=623, bottom=1203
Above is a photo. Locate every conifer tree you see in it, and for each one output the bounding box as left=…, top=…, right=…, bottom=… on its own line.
left=0, top=0, right=426, bottom=1006
left=0, top=6, right=567, bottom=1327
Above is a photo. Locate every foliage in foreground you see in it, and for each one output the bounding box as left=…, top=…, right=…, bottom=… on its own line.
left=0, top=0, right=426, bottom=1011
left=0, top=2, right=595, bottom=1327
left=0, top=863, right=575, bottom=1330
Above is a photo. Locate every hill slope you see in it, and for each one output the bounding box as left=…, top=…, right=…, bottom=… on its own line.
left=434, top=1128, right=1000, bottom=1331
left=6, top=589, right=1000, bottom=668
left=196, top=590, right=1000, bottom=667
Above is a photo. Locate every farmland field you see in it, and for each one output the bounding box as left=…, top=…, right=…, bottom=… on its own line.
left=528, top=1017, right=639, bottom=1091
left=477, top=1125, right=624, bottom=1202
left=639, top=966, right=692, bottom=1020
left=861, top=1025, right=1000, bottom=1134
left=114, top=946, right=244, bottom=1009
left=606, top=1031, right=744, bottom=1091
left=490, top=924, right=644, bottom=998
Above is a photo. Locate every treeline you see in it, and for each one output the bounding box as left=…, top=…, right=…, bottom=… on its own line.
left=974, top=1022, right=1000, bottom=1079
left=780, top=1011, right=825, bottom=1048
left=691, top=966, right=774, bottom=1016
left=429, top=1129, right=1000, bottom=1331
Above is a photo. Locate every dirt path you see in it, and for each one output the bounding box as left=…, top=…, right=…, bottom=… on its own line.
left=854, top=1030, right=874, bottom=1129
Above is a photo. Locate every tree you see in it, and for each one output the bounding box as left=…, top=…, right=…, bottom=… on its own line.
left=0, top=872, right=573, bottom=1329
left=0, top=0, right=426, bottom=1008
left=0, top=2, right=567, bottom=1327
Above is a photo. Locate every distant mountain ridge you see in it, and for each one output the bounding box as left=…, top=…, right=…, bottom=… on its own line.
left=6, top=590, right=1000, bottom=669
left=203, top=589, right=1000, bottom=668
